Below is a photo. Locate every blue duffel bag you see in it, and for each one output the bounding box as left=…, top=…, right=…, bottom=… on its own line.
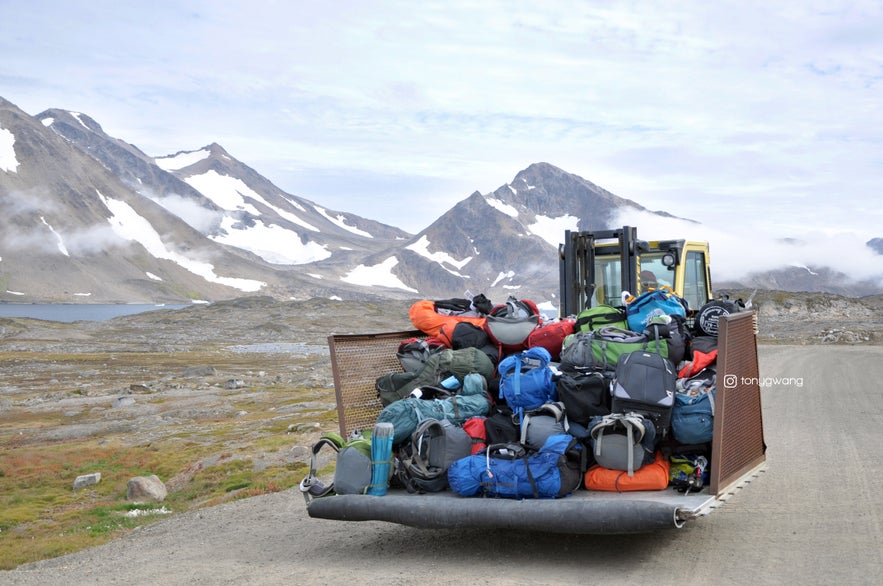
left=447, top=434, right=583, bottom=499
left=626, top=289, right=686, bottom=333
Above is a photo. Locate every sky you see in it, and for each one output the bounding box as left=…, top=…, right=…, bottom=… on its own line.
left=2, top=1, right=882, bottom=283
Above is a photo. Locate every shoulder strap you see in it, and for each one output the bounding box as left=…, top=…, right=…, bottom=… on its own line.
left=299, top=436, right=343, bottom=502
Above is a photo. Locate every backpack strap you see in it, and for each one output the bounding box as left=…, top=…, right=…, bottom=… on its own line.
left=589, top=413, right=646, bottom=477
left=484, top=443, right=538, bottom=498
left=298, top=434, right=344, bottom=502
left=408, top=420, right=442, bottom=480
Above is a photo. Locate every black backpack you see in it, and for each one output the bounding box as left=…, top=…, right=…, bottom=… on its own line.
left=610, top=350, right=677, bottom=438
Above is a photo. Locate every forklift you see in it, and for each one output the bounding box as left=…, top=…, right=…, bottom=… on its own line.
left=558, top=226, right=714, bottom=316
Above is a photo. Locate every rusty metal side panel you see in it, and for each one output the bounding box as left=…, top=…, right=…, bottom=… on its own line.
left=328, top=330, right=422, bottom=437
left=710, top=311, right=766, bottom=497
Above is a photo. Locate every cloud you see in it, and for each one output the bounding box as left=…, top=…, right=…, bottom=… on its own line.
left=144, top=192, right=223, bottom=234
left=1, top=2, right=880, bottom=238
left=610, top=208, right=883, bottom=286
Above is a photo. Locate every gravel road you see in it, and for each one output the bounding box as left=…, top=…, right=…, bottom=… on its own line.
left=4, top=344, right=881, bottom=586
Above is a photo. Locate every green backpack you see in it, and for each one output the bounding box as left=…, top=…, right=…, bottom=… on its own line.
left=299, top=432, right=374, bottom=499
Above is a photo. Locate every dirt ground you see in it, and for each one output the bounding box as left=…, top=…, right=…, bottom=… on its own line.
left=2, top=345, right=879, bottom=585
left=1, top=297, right=882, bottom=584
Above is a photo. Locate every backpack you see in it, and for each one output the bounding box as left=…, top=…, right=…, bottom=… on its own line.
left=588, top=413, right=657, bottom=476
left=610, top=350, right=677, bottom=438
left=375, top=347, right=496, bottom=406
left=434, top=294, right=493, bottom=316
left=484, top=406, right=521, bottom=445
left=520, top=402, right=567, bottom=452
left=560, top=327, right=668, bottom=372
left=408, top=298, right=487, bottom=338
left=672, top=371, right=716, bottom=445
left=626, top=289, right=687, bottom=333
left=376, top=372, right=492, bottom=445
left=484, top=296, right=541, bottom=351
left=396, top=337, right=447, bottom=373
left=396, top=419, right=473, bottom=493
left=669, top=452, right=710, bottom=492
left=447, top=435, right=584, bottom=499
left=462, top=416, right=488, bottom=455
left=554, top=369, right=611, bottom=426
left=574, top=304, right=628, bottom=333
left=526, top=318, right=575, bottom=361
left=497, top=347, right=557, bottom=415
left=693, top=297, right=744, bottom=337
left=441, top=321, right=500, bottom=366
left=299, top=432, right=374, bottom=499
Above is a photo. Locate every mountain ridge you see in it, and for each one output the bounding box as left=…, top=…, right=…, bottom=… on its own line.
left=2, top=96, right=880, bottom=304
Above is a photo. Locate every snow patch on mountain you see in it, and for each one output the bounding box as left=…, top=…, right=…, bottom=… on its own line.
left=185, top=170, right=319, bottom=232
left=40, top=217, right=69, bottom=256
left=210, top=215, right=331, bottom=265
left=528, top=214, right=579, bottom=247
left=341, top=256, right=418, bottom=292
left=0, top=127, right=18, bottom=173
left=155, top=149, right=211, bottom=171
left=315, top=205, right=372, bottom=238
left=406, top=235, right=472, bottom=275
left=70, top=112, right=90, bottom=130
left=492, top=270, right=515, bottom=287
left=485, top=197, right=518, bottom=218
left=95, top=190, right=265, bottom=292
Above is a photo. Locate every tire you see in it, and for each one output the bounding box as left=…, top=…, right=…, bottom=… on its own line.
left=694, top=300, right=741, bottom=337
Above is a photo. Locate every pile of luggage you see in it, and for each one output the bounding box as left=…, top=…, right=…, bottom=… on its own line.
left=302, top=291, right=741, bottom=500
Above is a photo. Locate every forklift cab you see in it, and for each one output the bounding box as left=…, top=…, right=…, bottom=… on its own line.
left=558, top=226, right=713, bottom=316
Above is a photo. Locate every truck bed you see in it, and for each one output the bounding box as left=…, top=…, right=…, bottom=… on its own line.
left=306, top=312, right=765, bottom=533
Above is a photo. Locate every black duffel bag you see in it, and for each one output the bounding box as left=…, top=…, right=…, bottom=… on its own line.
left=555, top=369, right=611, bottom=427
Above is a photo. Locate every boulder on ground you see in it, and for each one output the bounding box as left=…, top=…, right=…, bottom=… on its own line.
left=127, top=474, right=168, bottom=502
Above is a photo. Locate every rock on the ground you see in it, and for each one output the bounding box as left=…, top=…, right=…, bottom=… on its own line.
left=73, top=472, right=101, bottom=490
left=127, top=475, right=168, bottom=502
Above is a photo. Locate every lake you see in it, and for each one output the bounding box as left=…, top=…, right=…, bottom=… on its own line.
left=0, top=303, right=189, bottom=323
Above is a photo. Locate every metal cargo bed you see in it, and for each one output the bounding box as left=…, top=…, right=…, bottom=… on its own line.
left=305, top=312, right=765, bottom=533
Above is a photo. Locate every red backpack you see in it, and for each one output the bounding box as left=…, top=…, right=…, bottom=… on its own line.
left=462, top=416, right=488, bottom=455
left=527, top=318, right=575, bottom=362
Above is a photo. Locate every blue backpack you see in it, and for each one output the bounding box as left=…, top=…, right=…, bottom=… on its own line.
left=672, top=372, right=716, bottom=445
left=497, top=347, right=556, bottom=416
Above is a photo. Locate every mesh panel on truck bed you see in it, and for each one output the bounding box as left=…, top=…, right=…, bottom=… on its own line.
left=328, top=330, right=422, bottom=437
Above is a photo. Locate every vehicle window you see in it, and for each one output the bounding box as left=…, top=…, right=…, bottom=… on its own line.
left=638, top=254, right=673, bottom=293
left=593, top=258, right=622, bottom=306
left=683, top=250, right=708, bottom=310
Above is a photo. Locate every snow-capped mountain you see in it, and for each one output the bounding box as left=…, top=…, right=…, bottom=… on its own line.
left=1, top=96, right=880, bottom=304
left=0, top=97, right=410, bottom=303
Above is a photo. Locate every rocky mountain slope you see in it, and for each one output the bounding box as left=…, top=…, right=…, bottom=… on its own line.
left=2, top=96, right=881, bottom=304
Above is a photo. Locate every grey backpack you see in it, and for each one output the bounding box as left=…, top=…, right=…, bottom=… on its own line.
left=520, top=402, right=568, bottom=452
left=588, top=413, right=657, bottom=477
left=299, top=432, right=373, bottom=499
left=398, top=419, right=472, bottom=493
